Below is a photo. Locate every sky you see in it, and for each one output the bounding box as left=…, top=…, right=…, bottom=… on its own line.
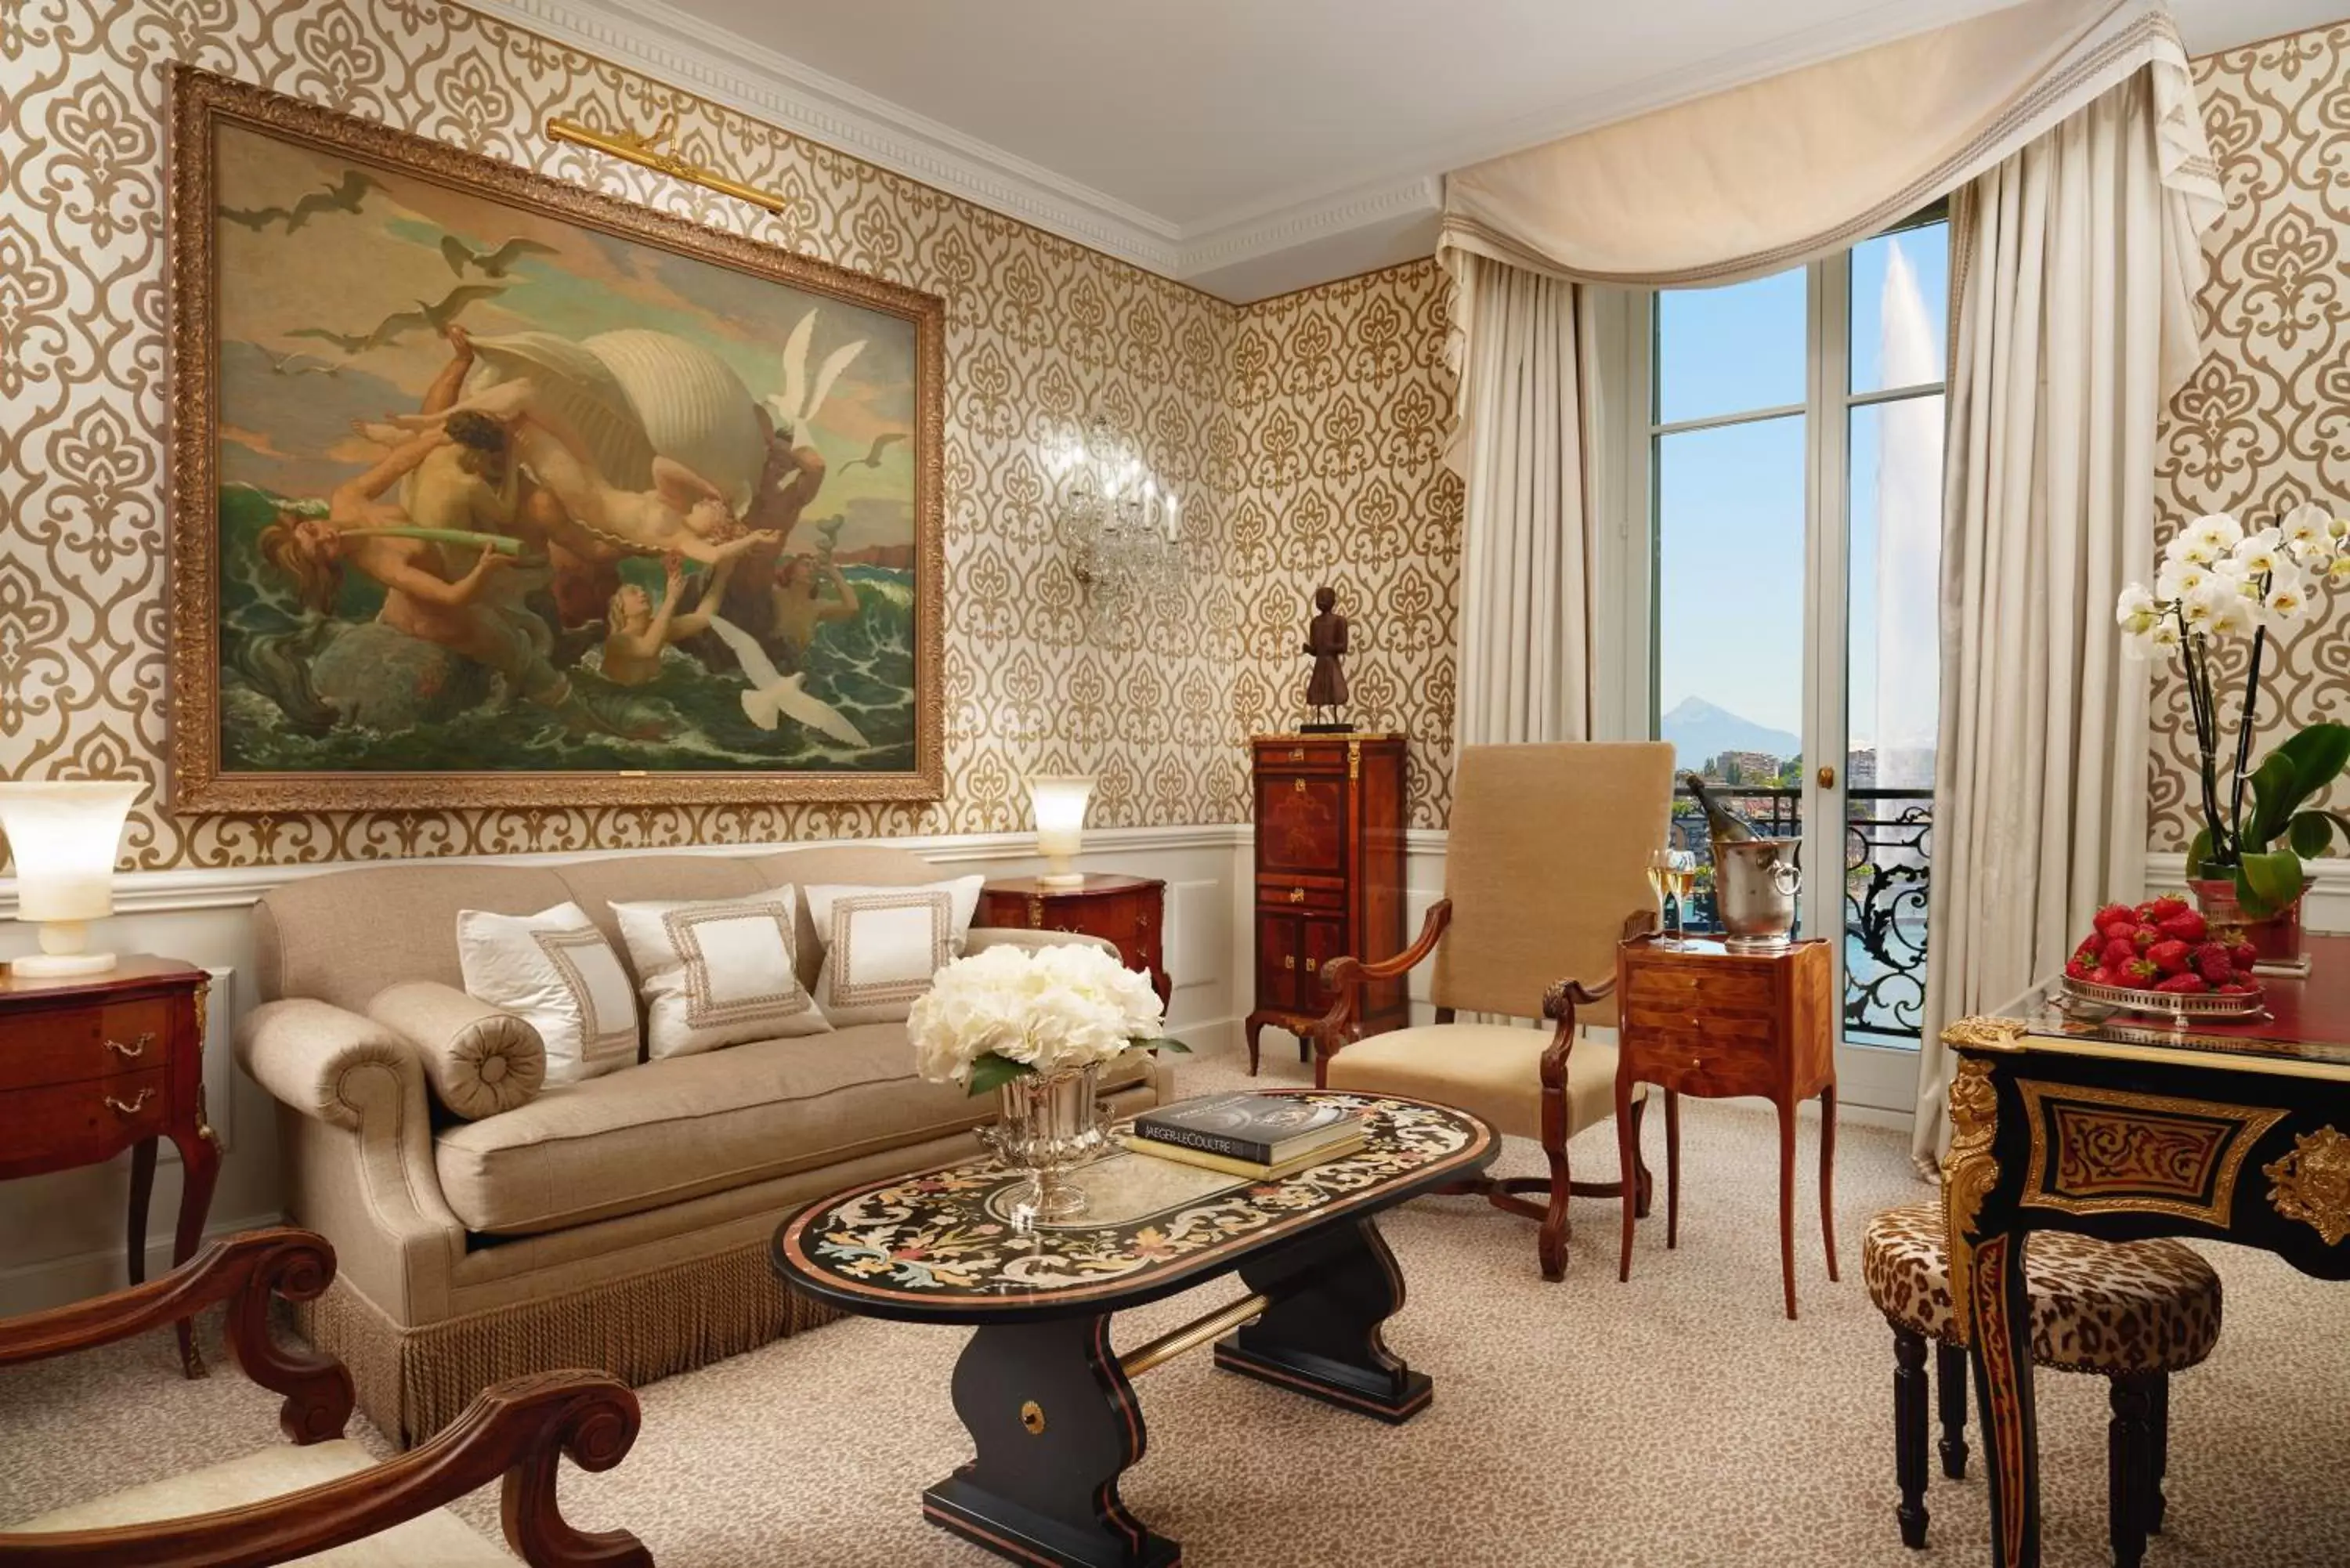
left=211, top=122, right=918, bottom=550
left=1654, top=223, right=1948, bottom=754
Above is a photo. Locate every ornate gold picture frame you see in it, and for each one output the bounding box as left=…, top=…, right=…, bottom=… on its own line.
left=166, top=68, right=945, bottom=812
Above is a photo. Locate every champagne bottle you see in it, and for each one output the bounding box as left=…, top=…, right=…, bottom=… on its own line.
left=1679, top=771, right=1763, bottom=845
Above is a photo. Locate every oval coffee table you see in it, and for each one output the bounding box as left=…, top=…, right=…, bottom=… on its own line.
left=773, top=1089, right=1495, bottom=1568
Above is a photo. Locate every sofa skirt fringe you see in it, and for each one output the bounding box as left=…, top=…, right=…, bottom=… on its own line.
left=293, top=1241, right=845, bottom=1447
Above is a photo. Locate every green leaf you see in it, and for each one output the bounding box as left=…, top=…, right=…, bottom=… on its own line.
left=2288, top=808, right=2350, bottom=859
left=1137, top=1035, right=1192, bottom=1054
left=2246, top=750, right=2301, bottom=849
left=2184, top=826, right=2214, bottom=880
left=2233, top=850, right=2306, bottom=920
left=2277, top=723, right=2350, bottom=800
left=2289, top=810, right=2336, bottom=858
left=966, top=1053, right=1032, bottom=1097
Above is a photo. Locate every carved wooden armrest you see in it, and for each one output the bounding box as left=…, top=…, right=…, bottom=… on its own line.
left=0, top=1227, right=352, bottom=1445
left=1311, top=899, right=1453, bottom=1065
left=1538, top=975, right=1616, bottom=1083
left=1536, top=909, right=1656, bottom=1085
left=0, top=1371, right=649, bottom=1568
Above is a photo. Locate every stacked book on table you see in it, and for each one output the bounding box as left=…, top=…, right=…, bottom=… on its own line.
left=1122, top=1093, right=1367, bottom=1180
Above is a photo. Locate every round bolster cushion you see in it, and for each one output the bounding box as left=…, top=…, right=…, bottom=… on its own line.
left=365, top=981, right=547, bottom=1121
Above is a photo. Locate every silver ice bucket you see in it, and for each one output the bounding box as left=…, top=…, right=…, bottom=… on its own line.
left=1715, top=838, right=1802, bottom=948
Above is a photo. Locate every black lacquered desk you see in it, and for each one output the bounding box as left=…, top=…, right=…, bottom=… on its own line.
left=1945, top=941, right=2350, bottom=1567
left=774, top=1090, right=1495, bottom=1568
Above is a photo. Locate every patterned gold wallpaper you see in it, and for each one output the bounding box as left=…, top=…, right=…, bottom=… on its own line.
left=1226, top=262, right=1462, bottom=828
left=0, top=0, right=1463, bottom=867
left=2149, top=23, right=2350, bottom=848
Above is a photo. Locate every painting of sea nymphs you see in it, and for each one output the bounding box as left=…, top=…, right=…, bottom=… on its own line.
left=167, top=70, right=943, bottom=812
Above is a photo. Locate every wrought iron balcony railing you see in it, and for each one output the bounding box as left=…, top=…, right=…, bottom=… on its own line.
left=1667, top=783, right=1932, bottom=1046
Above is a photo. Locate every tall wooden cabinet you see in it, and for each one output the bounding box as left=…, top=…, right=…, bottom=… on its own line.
left=1245, top=732, right=1408, bottom=1074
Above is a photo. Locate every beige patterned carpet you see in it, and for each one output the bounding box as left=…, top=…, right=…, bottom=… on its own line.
left=5, top=1045, right=2346, bottom=1566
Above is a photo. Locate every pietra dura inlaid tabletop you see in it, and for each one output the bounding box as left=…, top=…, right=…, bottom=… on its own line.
left=773, top=1092, right=1493, bottom=1322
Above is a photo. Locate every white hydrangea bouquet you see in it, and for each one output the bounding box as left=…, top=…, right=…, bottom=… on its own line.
left=910, top=941, right=1187, bottom=1096
left=2116, top=502, right=2350, bottom=919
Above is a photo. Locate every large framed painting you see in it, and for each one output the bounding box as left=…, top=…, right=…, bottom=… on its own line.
left=166, top=68, right=944, bottom=812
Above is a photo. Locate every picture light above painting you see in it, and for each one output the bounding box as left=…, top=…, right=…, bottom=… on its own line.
left=164, top=67, right=945, bottom=814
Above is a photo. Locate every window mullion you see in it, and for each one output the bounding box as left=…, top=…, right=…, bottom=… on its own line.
left=1805, top=250, right=1853, bottom=981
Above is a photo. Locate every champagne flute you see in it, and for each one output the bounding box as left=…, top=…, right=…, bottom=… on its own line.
left=1647, top=848, right=1698, bottom=944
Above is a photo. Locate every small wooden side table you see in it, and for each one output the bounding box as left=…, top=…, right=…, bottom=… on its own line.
left=1612, top=933, right=1837, bottom=1320
left=977, top=875, right=1171, bottom=1008
left=0, top=956, right=216, bottom=1373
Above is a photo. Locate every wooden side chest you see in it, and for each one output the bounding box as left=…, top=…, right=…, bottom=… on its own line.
left=0, top=956, right=216, bottom=1371
left=1612, top=934, right=1837, bottom=1318
left=975, top=874, right=1171, bottom=1007
left=1245, top=733, right=1407, bottom=1073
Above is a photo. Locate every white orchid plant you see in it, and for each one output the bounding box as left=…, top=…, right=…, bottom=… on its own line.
left=909, top=941, right=1188, bottom=1096
left=2117, top=502, right=2350, bottom=918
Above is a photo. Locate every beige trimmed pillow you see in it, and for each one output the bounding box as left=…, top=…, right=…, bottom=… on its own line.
left=457, top=901, right=641, bottom=1084
left=612, top=884, right=832, bottom=1059
left=804, top=875, right=985, bottom=1026
left=366, top=981, right=546, bottom=1122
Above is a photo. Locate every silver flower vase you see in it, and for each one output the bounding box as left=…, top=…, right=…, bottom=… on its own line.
left=984, top=1062, right=1110, bottom=1230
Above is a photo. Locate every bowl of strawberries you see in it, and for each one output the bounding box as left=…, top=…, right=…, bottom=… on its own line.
left=2060, top=895, right=2268, bottom=1019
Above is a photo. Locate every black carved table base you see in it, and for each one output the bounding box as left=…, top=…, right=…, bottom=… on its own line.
left=1213, top=1216, right=1430, bottom=1424
left=772, top=1093, right=1497, bottom=1568
left=924, top=1317, right=1178, bottom=1568
left=927, top=1216, right=1430, bottom=1566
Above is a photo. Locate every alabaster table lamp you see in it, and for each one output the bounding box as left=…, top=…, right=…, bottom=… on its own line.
left=0, top=779, right=143, bottom=977
left=1029, top=775, right=1096, bottom=890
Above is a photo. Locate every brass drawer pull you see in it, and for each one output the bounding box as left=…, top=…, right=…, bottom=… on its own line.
left=1304, top=957, right=1318, bottom=974
left=104, top=1088, right=155, bottom=1117
left=106, top=1032, right=154, bottom=1060
left=1289, top=887, right=1306, bottom=903
left=1292, top=776, right=1306, bottom=793
left=1289, top=747, right=1305, bottom=761
left=1283, top=955, right=1296, bottom=970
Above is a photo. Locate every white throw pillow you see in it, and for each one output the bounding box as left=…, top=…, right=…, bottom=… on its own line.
left=611, top=884, right=831, bottom=1059
left=457, top=902, right=642, bottom=1084
left=804, top=876, right=985, bottom=1027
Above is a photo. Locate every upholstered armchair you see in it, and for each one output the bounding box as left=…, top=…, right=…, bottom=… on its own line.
left=1311, top=742, right=1676, bottom=1280
left=0, top=1227, right=650, bottom=1566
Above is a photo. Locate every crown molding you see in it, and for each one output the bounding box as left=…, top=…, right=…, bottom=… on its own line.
left=1180, top=175, right=1444, bottom=279
left=461, top=0, right=2027, bottom=303
left=460, top=0, right=1183, bottom=273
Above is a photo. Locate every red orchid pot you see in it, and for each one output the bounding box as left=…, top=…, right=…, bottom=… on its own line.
left=2188, top=876, right=2305, bottom=968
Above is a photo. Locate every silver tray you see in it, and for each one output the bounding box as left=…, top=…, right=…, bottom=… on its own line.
left=2058, top=975, right=2268, bottom=1022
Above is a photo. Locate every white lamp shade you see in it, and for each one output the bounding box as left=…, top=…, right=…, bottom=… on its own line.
left=1029, top=775, right=1096, bottom=862
left=0, top=781, right=143, bottom=923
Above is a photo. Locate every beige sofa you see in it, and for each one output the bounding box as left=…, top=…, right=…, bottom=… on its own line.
left=235, top=844, right=1174, bottom=1446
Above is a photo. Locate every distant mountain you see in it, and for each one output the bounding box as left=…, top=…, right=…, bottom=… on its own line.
left=1660, top=698, right=1800, bottom=768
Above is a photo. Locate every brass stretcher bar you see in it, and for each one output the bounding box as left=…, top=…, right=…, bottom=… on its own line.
left=1117, top=1292, right=1269, bottom=1378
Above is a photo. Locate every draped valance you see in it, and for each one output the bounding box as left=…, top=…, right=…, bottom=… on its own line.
left=1436, top=0, right=2223, bottom=452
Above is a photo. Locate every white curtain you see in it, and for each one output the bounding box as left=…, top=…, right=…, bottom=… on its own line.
left=1913, top=70, right=2222, bottom=1170
left=1452, top=255, right=1591, bottom=746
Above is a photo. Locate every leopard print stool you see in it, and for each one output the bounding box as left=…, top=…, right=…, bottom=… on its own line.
left=1862, top=1202, right=2222, bottom=1566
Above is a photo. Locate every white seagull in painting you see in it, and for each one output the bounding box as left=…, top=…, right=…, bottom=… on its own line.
left=706, top=616, right=870, bottom=748
left=762, top=308, right=867, bottom=437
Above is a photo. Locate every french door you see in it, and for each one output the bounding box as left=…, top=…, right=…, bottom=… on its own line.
left=1628, top=213, right=1949, bottom=1114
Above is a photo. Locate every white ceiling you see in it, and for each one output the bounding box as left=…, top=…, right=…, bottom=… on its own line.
left=483, top=0, right=2345, bottom=301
